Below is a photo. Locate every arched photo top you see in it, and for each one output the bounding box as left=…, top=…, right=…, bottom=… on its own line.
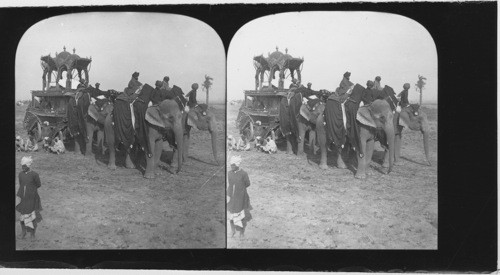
left=228, top=11, right=437, bottom=105
left=16, top=12, right=226, bottom=104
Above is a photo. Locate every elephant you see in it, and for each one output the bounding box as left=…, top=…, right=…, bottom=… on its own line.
left=184, top=105, right=219, bottom=165
left=104, top=83, right=159, bottom=172
left=142, top=99, right=185, bottom=179
left=353, top=99, right=395, bottom=179
left=394, top=106, right=432, bottom=166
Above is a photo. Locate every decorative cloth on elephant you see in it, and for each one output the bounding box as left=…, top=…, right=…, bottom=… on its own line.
left=171, top=85, right=187, bottom=111
left=113, top=96, right=136, bottom=150
left=343, top=84, right=365, bottom=153
left=74, top=90, right=91, bottom=139
left=66, top=97, right=80, bottom=137
left=279, top=97, right=292, bottom=136
left=287, top=91, right=303, bottom=138
left=132, top=84, right=155, bottom=154
left=325, top=98, right=347, bottom=147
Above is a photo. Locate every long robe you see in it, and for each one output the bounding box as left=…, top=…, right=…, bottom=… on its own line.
left=16, top=171, right=43, bottom=216
left=227, top=169, right=251, bottom=214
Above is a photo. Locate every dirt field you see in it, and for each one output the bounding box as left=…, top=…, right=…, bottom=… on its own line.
left=227, top=103, right=437, bottom=249
left=15, top=104, right=226, bottom=250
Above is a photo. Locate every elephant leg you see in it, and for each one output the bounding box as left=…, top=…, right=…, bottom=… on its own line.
left=97, top=130, right=105, bottom=155
left=355, top=129, right=368, bottom=179
left=382, top=146, right=390, bottom=168
left=316, top=118, right=328, bottom=170
left=337, top=145, right=347, bottom=169
left=308, top=129, right=317, bottom=155
left=394, top=132, right=402, bottom=165
left=183, top=135, right=189, bottom=163
left=84, top=123, right=94, bottom=157
left=183, top=126, right=191, bottom=163
left=297, top=123, right=306, bottom=156
left=365, top=139, right=375, bottom=169
left=105, top=116, right=117, bottom=170
left=144, top=129, right=159, bottom=179
left=153, top=140, right=162, bottom=175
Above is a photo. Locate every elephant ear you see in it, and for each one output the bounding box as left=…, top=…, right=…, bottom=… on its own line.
left=145, top=106, right=165, bottom=128
left=356, top=106, right=377, bottom=128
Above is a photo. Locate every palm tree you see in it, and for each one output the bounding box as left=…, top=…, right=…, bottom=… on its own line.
left=415, top=75, right=427, bottom=105
left=202, top=75, right=213, bottom=105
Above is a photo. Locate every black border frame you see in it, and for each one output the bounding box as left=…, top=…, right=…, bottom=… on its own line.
left=0, top=2, right=497, bottom=272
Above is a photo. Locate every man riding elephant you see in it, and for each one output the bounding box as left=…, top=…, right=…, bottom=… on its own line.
left=335, top=71, right=354, bottom=96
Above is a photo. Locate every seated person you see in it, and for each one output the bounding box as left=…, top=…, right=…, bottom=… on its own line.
left=42, top=137, right=51, bottom=152
left=49, top=137, right=65, bottom=154
left=261, top=136, right=277, bottom=154
left=227, top=135, right=237, bottom=151
left=16, top=136, right=25, bottom=152
left=24, top=136, right=38, bottom=152
left=236, top=136, right=251, bottom=151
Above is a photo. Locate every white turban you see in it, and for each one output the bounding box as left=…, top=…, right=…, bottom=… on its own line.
left=21, top=156, right=33, bottom=167
left=230, top=155, right=242, bottom=166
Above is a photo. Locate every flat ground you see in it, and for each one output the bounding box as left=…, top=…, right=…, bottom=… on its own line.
left=15, top=104, right=226, bottom=250
left=227, top=103, right=437, bottom=249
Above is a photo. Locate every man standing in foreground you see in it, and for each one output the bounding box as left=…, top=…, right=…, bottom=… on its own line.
left=227, top=156, right=252, bottom=238
left=16, top=156, right=43, bottom=240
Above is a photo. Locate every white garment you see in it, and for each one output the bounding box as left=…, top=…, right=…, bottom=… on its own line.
left=228, top=210, right=245, bottom=228
left=20, top=211, right=36, bottom=229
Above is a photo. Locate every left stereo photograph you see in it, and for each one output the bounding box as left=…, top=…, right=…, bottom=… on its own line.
left=14, top=12, right=226, bottom=250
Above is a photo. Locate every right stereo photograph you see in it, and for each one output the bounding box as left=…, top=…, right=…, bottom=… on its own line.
left=226, top=11, right=438, bottom=249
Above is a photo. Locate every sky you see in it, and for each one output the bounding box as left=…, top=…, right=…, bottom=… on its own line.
left=15, top=12, right=226, bottom=104
left=227, top=11, right=438, bottom=104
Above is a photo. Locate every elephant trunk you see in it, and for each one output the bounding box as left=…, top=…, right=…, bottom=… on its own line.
left=174, top=123, right=184, bottom=174
left=385, top=120, right=395, bottom=174
left=422, top=130, right=431, bottom=165
left=210, top=129, right=218, bottom=165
